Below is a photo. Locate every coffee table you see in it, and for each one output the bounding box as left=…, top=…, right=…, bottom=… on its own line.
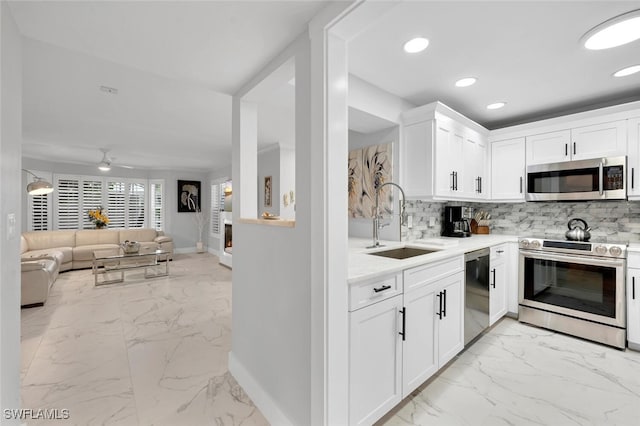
left=92, top=247, right=170, bottom=286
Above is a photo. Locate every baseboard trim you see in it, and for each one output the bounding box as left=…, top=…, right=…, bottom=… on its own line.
left=228, top=352, right=294, bottom=426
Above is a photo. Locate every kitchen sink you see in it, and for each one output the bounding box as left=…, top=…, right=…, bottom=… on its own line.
left=368, top=247, right=439, bottom=259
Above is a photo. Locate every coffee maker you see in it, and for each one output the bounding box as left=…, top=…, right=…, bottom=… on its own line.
left=442, top=206, right=471, bottom=238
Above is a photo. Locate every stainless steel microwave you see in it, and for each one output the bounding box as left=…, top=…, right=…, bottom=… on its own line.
left=526, top=156, right=626, bottom=201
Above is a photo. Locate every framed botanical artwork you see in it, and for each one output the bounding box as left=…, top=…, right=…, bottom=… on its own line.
left=178, top=180, right=201, bottom=212
left=264, top=176, right=272, bottom=207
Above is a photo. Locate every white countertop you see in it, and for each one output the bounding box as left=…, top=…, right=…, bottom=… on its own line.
left=348, top=234, right=518, bottom=284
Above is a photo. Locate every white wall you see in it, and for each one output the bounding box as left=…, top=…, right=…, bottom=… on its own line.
left=20, top=157, right=208, bottom=250
left=0, top=2, right=23, bottom=421
left=348, top=126, right=402, bottom=241
left=230, top=34, right=312, bottom=426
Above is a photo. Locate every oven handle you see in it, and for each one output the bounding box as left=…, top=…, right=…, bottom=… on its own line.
left=519, top=249, right=626, bottom=268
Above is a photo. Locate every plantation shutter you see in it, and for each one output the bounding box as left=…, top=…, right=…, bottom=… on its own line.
left=55, top=177, right=81, bottom=229
left=210, top=183, right=220, bottom=235
left=29, top=194, right=50, bottom=231
left=107, top=181, right=126, bottom=228
left=127, top=182, right=146, bottom=228
left=149, top=180, right=164, bottom=231
left=82, top=179, right=103, bottom=229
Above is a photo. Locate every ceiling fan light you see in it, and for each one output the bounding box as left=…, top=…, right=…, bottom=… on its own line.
left=583, top=10, right=640, bottom=50
left=403, top=37, right=429, bottom=53
left=98, top=161, right=111, bottom=172
left=27, top=178, right=54, bottom=195
left=613, top=64, right=640, bottom=77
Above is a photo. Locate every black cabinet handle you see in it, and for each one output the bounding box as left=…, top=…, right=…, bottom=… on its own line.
left=450, top=172, right=455, bottom=190
left=565, top=143, right=568, bottom=156
left=442, top=289, right=447, bottom=318
left=496, top=250, right=504, bottom=254
left=436, top=292, right=443, bottom=319
left=399, top=308, right=406, bottom=341
left=633, top=277, right=636, bottom=300
left=632, top=168, right=635, bottom=189
left=491, top=268, right=496, bottom=288
left=454, top=172, right=458, bottom=191
left=520, top=176, right=523, bottom=194
left=573, top=142, right=576, bottom=155
left=373, top=285, right=391, bottom=293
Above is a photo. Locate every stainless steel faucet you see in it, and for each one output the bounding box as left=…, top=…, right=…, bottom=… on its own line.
left=368, top=182, right=407, bottom=248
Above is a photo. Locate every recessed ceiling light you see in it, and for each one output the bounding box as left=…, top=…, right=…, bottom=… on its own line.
left=403, top=37, right=429, bottom=53
left=455, top=77, right=477, bottom=87
left=487, top=102, right=506, bottom=110
left=613, top=64, right=640, bottom=77
left=583, top=9, right=640, bottom=50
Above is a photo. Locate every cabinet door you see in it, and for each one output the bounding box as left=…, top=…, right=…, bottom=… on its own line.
left=349, top=295, right=403, bottom=426
left=402, top=284, right=437, bottom=398
left=627, top=118, right=640, bottom=198
left=627, top=269, right=640, bottom=348
left=402, top=120, right=434, bottom=198
left=526, top=130, right=571, bottom=165
left=463, top=131, right=487, bottom=199
left=434, top=121, right=464, bottom=197
left=490, top=260, right=508, bottom=325
left=571, top=120, right=627, bottom=160
left=436, top=271, right=464, bottom=367
left=491, top=138, right=525, bottom=200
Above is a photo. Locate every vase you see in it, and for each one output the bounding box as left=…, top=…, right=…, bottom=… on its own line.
left=96, top=223, right=106, bottom=230
left=196, top=241, right=204, bottom=253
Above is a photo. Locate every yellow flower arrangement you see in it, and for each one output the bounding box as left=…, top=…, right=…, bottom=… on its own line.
left=88, top=206, right=109, bottom=229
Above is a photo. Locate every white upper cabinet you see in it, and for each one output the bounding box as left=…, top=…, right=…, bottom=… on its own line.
left=626, top=118, right=640, bottom=198
left=526, top=120, right=627, bottom=165
left=491, top=138, right=525, bottom=201
left=401, top=102, right=489, bottom=201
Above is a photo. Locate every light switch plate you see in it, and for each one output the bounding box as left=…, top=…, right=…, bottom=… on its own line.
left=429, top=217, right=436, bottom=227
left=7, top=213, right=16, bottom=240
left=407, top=215, right=413, bottom=228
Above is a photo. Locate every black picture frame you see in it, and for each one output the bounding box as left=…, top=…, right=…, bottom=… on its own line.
left=178, top=180, right=201, bottom=212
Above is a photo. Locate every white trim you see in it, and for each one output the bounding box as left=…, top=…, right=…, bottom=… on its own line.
left=228, top=352, right=295, bottom=426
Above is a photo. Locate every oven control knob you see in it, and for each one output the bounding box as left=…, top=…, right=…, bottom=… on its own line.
left=519, top=240, right=529, bottom=248
left=529, top=240, right=541, bottom=249
left=595, top=245, right=608, bottom=255
left=609, top=246, right=623, bottom=257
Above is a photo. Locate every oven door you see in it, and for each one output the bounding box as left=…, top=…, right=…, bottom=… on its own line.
left=519, top=250, right=626, bottom=328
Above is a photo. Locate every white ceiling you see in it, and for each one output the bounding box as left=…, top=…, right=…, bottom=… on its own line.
left=9, top=0, right=329, bottom=172
left=348, top=1, right=640, bottom=130
left=11, top=1, right=640, bottom=173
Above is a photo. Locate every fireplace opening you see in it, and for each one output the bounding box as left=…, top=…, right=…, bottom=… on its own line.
left=224, top=223, right=232, bottom=254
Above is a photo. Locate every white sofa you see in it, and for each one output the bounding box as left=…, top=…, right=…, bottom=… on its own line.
left=20, top=228, right=174, bottom=307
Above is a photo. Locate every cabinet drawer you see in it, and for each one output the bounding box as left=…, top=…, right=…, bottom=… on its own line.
left=491, top=244, right=508, bottom=261
left=350, top=273, right=403, bottom=312
left=628, top=251, right=640, bottom=268
left=404, top=256, right=464, bottom=292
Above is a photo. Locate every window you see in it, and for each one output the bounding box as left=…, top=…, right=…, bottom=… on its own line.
left=149, top=180, right=165, bottom=231
left=210, top=183, right=221, bottom=235
left=27, top=170, right=52, bottom=231
left=48, top=174, right=148, bottom=230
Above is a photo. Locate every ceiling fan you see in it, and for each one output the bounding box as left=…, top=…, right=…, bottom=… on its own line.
left=97, top=148, right=134, bottom=171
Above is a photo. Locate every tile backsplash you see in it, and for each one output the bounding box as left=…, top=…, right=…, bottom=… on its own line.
left=402, top=200, right=640, bottom=243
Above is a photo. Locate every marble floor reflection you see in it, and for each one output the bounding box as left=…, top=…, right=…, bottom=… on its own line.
left=379, top=318, right=640, bottom=426
left=21, top=253, right=268, bottom=426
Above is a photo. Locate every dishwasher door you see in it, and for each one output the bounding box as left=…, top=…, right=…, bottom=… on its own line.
left=464, top=248, right=490, bottom=346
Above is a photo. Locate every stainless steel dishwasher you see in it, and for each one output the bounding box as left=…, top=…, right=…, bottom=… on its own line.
left=464, top=248, right=490, bottom=346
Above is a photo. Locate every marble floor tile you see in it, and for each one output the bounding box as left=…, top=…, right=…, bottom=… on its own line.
left=21, top=253, right=267, bottom=426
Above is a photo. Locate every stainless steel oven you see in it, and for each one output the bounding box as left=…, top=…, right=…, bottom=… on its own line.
left=526, top=156, right=626, bottom=201
left=519, top=238, right=627, bottom=348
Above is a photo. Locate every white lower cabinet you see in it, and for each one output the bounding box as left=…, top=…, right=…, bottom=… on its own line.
left=349, top=294, right=403, bottom=426
left=489, top=245, right=508, bottom=325
left=349, top=256, right=465, bottom=425
left=627, top=259, right=640, bottom=350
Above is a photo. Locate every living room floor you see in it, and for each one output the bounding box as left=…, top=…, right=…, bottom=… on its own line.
left=21, top=253, right=268, bottom=426
left=21, top=253, right=640, bottom=425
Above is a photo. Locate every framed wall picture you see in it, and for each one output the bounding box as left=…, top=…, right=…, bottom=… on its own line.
left=264, top=176, right=272, bottom=207
left=178, top=180, right=201, bottom=212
